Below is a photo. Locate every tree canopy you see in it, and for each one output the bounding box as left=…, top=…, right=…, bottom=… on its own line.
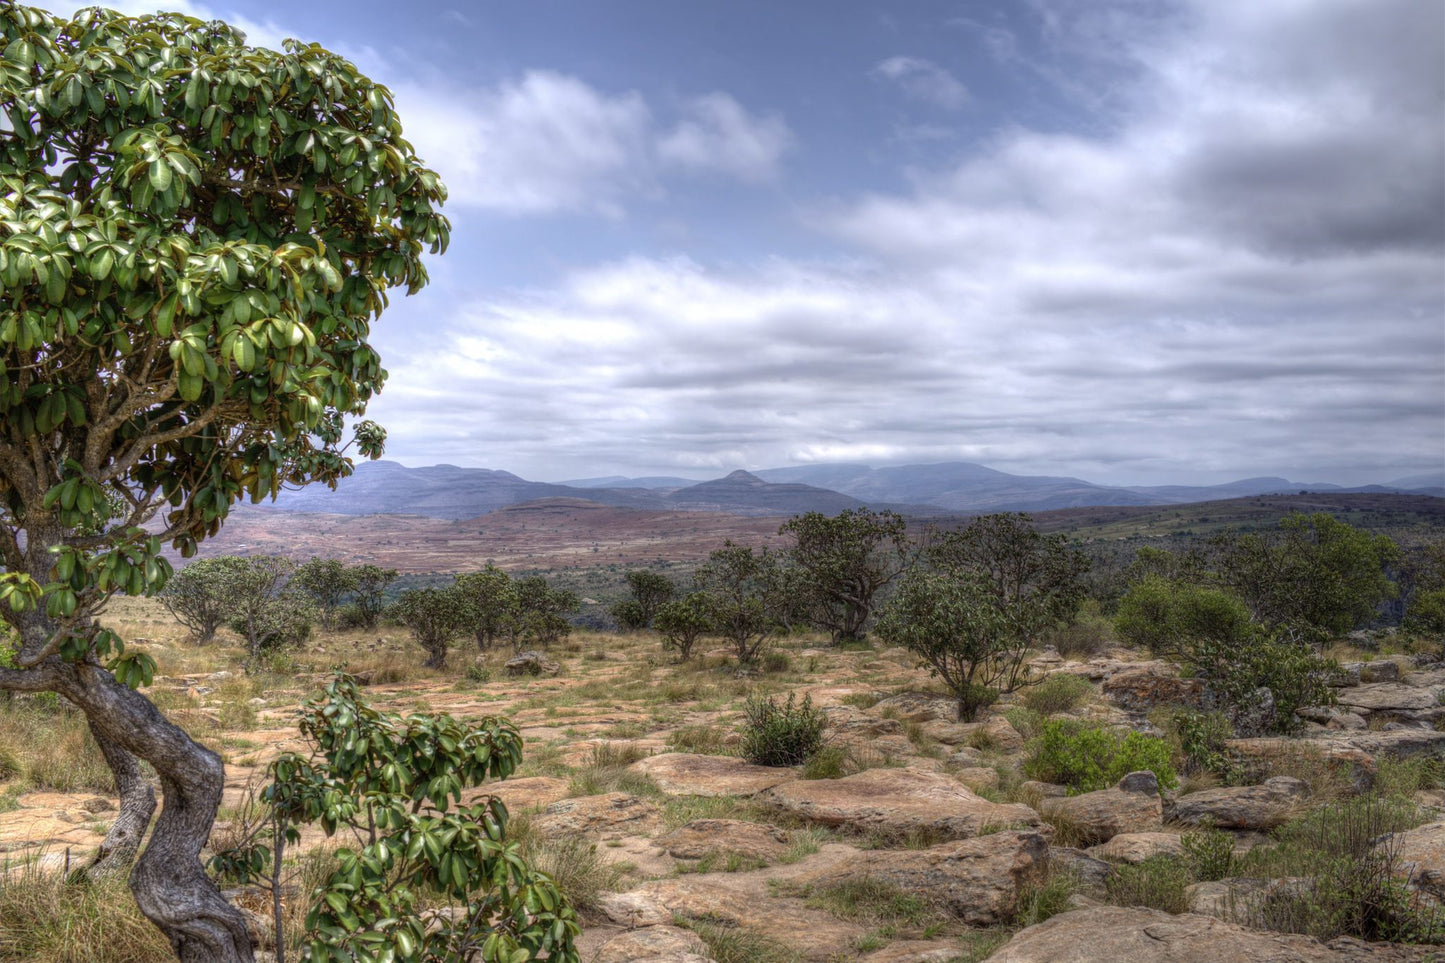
left=0, top=5, right=448, bottom=959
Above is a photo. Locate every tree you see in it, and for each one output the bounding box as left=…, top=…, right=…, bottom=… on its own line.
left=694, top=542, right=784, bottom=665
left=1115, top=576, right=1337, bottom=735
left=779, top=508, right=911, bottom=644
left=620, top=569, right=675, bottom=628
left=394, top=587, right=469, bottom=669
left=505, top=575, right=577, bottom=650
left=158, top=555, right=248, bottom=644
left=653, top=591, right=714, bottom=661
left=221, top=555, right=313, bottom=670
left=1213, top=513, right=1399, bottom=640
left=289, top=556, right=355, bottom=630
left=928, top=513, right=1090, bottom=647
left=454, top=565, right=515, bottom=649
left=212, top=674, right=580, bottom=963
left=351, top=563, right=399, bottom=629
left=875, top=568, right=1029, bottom=721
left=0, top=6, right=448, bottom=958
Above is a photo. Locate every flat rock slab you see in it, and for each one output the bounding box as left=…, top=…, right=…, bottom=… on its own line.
left=533, top=793, right=662, bottom=840
left=592, top=925, right=714, bottom=963
left=626, top=753, right=795, bottom=797
left=1172, top=777, right=1310, bottom=831
left=760, top=766, right=1041, bottom=840
left=619, top=876, right=865, bottom=960
left=986, top=905, right=1436, bottom=962
left=794, top=829, right=1049, bottom=925
left=462, top=776, right=570, bottom=813
left=658, top=818, right=791, bottom=862
left=1335, top=684, right=1442, bottom=713
left=1038, top=772, right=1163, bottom=845
left=1102, top=671, right=1211, bottom=713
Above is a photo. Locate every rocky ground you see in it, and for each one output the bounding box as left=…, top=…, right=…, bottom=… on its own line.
left=3, top=604, right=1445, bottom=962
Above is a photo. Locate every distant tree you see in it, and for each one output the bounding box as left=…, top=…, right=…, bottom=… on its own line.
left=654, top=592, right=715, bottom=661
left=222, top=557, right=314, bottom=670
left=779, top=508, right=911, bottom=644
left=609, top=599, right=648, bottom=632
left=928, top=513, right=1091, bottom=647
left=1115, top=575, right=1336, bottom=735
left=695, top=542, right=784, bottom=665
left=506, top=576, right=577, bottom=649
left=1404, top=542, right=1445, bottom=650
left=454, top=565, right=516, bottom=649
left=351, top=564, right=399, bottom=630
left=159, top=556, right=248, bottom=645
left=394, top=587, right=470, bottom=669
left=1213, top=513, right=1399, bottom=640
left=621, top=569, right=676, bottom=628
left=876, top=568, right=1028, bottom=721
left=290, top=557, right=356, bottom=629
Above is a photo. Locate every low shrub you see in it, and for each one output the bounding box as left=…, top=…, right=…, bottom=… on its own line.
left=1104, top=854, right=1191, bottom=913
left=1020, top=673, right=1092, bottom=715
left=1166, top=710, right=1242, bottom=782
left=1043, top=599, right=1113, bottom=658
left=1023, top=719, right=1177, bottom=793
left=740, top=692, right=826, bottom=767
left=1181, top=824, right=1235, bottom=882
left=1013, top=863, right=1079, bottom=927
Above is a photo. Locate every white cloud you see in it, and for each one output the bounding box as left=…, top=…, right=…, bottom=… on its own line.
left=394, top=71, right=654, bottom=217
left=657, top=94, right=793, bottom=182
left=872, top=56, right=970, bottom=110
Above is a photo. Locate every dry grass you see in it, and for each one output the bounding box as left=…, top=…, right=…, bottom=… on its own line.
left=0, top=698, right=112, bottom=794
left=0, top=858, right=173, bottom=963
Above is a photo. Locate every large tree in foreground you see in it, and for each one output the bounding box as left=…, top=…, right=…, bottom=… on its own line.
left=0, top=5, right=448, bottom=960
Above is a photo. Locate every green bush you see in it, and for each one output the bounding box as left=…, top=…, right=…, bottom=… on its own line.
left=1105, top=855, right=1190, bottom=913
left=1167, top=710, right=1241, bottom=781
left=1021, top=674, right=1092, bottom=715
left=1181, top=824, right=1235, bottom=881
left=740, top=692, right=826, bottom=767
left=1023, top=719, right=1177, bottom=793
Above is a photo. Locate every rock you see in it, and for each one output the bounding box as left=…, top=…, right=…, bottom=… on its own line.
left=1383, top=819, right=1445, bottom=901
left=760, top=766, right=1041, bottom=840
left=1102, top=671, right=1211, bottom=713
left=1038, top=772, right=1162, bottom=845
left=872, top=692, right=958, bottom=723
left=463, top=775, right=571, bottom=812
left=954, top=767, right=1000, bottom=792
left=1337, top=661, right=1404, bottom=686
left=1018, top=780, right=1069, bottom=801
left=985, top=905, right=1434, bottom=962
left=1295, top=706, right=1369, bottom=730
left=947, top=746, right=986, bottom=766
left=795, top=830, right=1048, bottom=925
left=821, top=706, right=916, bottom=756
left=593, top=926, right=714, bottom=963
left=505, top=650, right=561, bottom=677
left=1336, top=683, right=1441, bottom=714
left=1226, top=736, right=1380, bottom=793
left=1049, top=848, right=1114, bottom=889
left=1087, top=831, right=1184, bottom=864
left=595, top=892, right=677, bottom=928
left=658, top=820, right=791, bottom=863
left=1172, top=777, right=1310, bottom=831
left=976, top=715, right=1025, bottom=753
left=533, top=793, right=662, bottom=839
left=626, top=753, right=795, bottom=797
left=79, top=797, right=114, bottom=814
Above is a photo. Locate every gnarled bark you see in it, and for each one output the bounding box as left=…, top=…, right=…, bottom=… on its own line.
left=83, top=725, right=157, bottom=878
left=53, top=661, right=254, bottom=963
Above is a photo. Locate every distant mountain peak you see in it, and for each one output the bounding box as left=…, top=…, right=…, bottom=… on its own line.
left=720, top=469, right=765, bottom=485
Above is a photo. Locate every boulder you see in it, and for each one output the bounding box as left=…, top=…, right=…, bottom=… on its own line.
left=985, top=905, right=1434, bottom=962
left=1102, top=671, right=1211, bottom=713
left=976, top=714, right=1025, bottom=753
left=821, top=706, right=917, bottom=756
left=1087, top=831, right=1184, bottom=864
left=1383, top=819, right=1445, bottom=901
left=1335, top=683, right=1441, bottom=714
left=1171, top=777, right=1309, bottom=831
left=872, top=692, right=958, bottom=723
left=760, top=766, right=1041, bottom=840
left=658, top=819, right=791, bottom=863
left=626, top=753, right=794, bottom=797
left=505, top=650, right=560, bottom=677
left=1038, top=771, right=1162, bottom=845
left=953, top=766, right=1000, bottom=793
left=533, top=793, right=662, bottom=839
left=1337, top=661, right=1404, bottom=686
left=1049, top=847, right=1114, bottom=889
left=794, top=830, right=1049, bottom=925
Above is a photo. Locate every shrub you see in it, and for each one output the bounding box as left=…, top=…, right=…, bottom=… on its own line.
left=762, top=651, right=792, bottom=674
left=740, top=692, right=826, bottom=767
left=1043, top=599, right=1113, bottom=658
left=1020, top=674, right=1092, bottom=715
left=1013, top=863, right=1080, bottom=927
left=1181, top=824, right=1235, bottom=881
left=654, top=592, right=715, bottom=661
left=1023, top=719, right=1177, bottom=793
left=1105, top=855, right=1191, bottom=913
left=1167, top=710, right=1242, bottom=782
left=609, top=599, right=648, bottom=632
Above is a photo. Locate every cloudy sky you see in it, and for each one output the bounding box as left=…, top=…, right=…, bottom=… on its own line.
left=87, top=0, right=1443, bottom=486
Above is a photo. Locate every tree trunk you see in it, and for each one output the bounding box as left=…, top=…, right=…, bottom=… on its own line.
left=83, top=725, right=157, bottom=878
left=55, top=662, right=255, bottom=962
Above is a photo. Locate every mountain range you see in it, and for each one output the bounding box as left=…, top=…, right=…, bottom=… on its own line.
left=255, top=460, right=1444, bottom=520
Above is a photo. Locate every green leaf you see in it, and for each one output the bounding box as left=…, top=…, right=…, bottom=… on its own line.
left=148, top=161, right=172, bottom=192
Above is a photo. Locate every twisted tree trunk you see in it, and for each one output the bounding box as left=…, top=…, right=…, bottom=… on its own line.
left=83, top=726, right=156, bottom=878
